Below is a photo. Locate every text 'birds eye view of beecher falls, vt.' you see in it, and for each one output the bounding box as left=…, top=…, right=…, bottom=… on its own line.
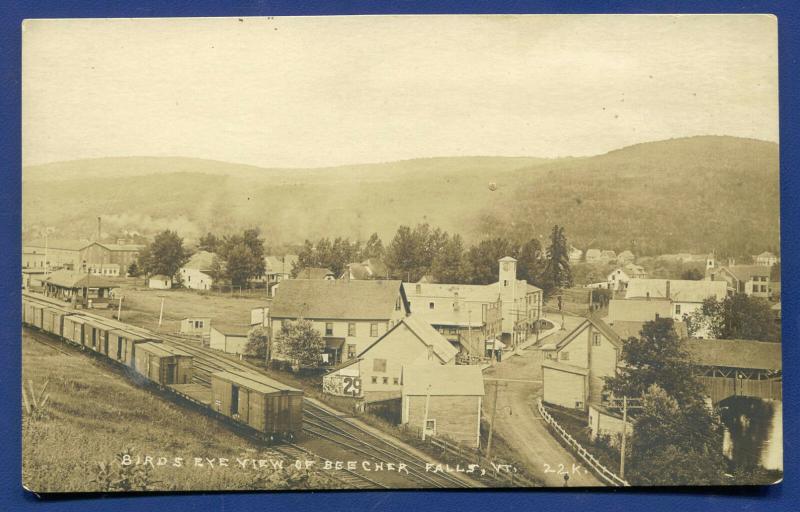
left=20, top=14, right=781, bottom=492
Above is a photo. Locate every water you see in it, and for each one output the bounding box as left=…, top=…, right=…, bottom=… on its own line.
left=719, top=396, right=782, bottom=471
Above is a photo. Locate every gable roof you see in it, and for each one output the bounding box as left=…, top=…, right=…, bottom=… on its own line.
left=756, top=251, right=776, bottom=259
left=360, top=315, right=458, bottom=364
left=44, top=269, right=117, bottom=289
left=92, top=242, right=146, bottom=252
left=402, top=364, right=485, bottom=396
left=271, top=279, right=405, bottom=320
left=265, top=255, right=298, bottom=274
left=683, top=339, right=781, bottom=371
left=606, top=320, right=689, bottom=341
left=542, top=359, right=590, bottom=376
left=184, top=250, right=216, bottom=271
left=625, top=279, right=727, bottom=302
left=405, top=282, right=501, bottom=303
left=24, top=239, right=89, bottom=251
left=622, top=263, right=646, bottom=274
left=211, top=323, right=251, bottom=336
left=556, top=316, right=622, bottom=350
left=721, top=265, right=771, bottom=283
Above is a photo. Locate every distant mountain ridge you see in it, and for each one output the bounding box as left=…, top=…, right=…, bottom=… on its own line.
left=22, top=136, right=779, bottom=257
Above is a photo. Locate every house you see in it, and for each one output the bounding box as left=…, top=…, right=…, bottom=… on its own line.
left=322, top=315, right=457, bottom=399
left=407, top=297, right=503, bottom=358
left=269, top=279, right=409, bottom=366
left=180, top=316, right=211, bottom=336
left=711, top=265, right=772, bottom=298
left=568, top=246, right=584, bottom=263
left=340, top=258, right=389, bottom=280
left=250, top=306, right=270, bottom=327
left=209, top=324, right=251, bottom=355
left=585, top=249, right=602, bottom=263
left=606, top=264, right=646, bottom=291
left=264, top=254, right=299, bottom=290
left=404, top=257, right=542, bottom=349
left=180, top=251, right=216, bottom=290
left=624, top=278, right=727, bottom=338
left=401, top=364, right=484, bottom=448
left=22, top=269, right=47, bottom=291
left=541, top=316, right=621, bottom=411
left=294, top=267, right=336, bottom=280
left=616, top=250, right=635, bottom=265
left=42, top=269, right=117, bottom=308
left=754, top=251, right=779, bottom=267
left=148, top=275, right=172, bottom=289
left=600, top=250, right=617, bottom=263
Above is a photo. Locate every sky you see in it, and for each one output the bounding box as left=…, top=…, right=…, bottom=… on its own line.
left=22, top=15, right=778, bottom=168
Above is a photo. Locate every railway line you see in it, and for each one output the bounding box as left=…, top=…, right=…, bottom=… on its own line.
left=22, top=292, right=480, bottom=489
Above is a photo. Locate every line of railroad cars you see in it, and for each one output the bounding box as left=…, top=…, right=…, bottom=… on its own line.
left=22, top=293, right=303, bottom=441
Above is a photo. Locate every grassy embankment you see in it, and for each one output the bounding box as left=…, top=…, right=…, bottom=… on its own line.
left=22, top=329, right=339, bottom=493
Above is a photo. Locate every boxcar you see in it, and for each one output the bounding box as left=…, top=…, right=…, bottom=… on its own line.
left=62, top=315, right=88, bottom=346
left=42, top=308, right=66, bottom=337
left=84, top=318, right=114, bottom=355
left=31, top=303, right=45, bottom=330
left=109, top=329, right=157, bottom=367
left=211, top=370, right=303, bottom=437
left=134, top=342, right=193, bottom=385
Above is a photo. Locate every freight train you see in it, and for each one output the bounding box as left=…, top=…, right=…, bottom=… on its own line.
left=22, top=291, right=303, bottom=442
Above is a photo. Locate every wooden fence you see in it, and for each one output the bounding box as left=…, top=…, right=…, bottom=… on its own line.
left=537, top=399, right=629, bottom=487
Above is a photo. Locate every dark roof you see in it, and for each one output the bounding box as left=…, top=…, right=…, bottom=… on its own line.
left=271, top=279, right=404, bottom=320
left=89, top=242, right=145, bottom=252
left=607, top=298, right=672, bottom=322
left=684, top=339, right=781, bottom=371
left=44, top=269, right=117, bottom=289
left=183, top=250, right=216, bottom=271
left=24, top=239, right=89, bottom=251
left=606, top=320, right=689, bottom=341
left=212, top=369, right=301, bottom=393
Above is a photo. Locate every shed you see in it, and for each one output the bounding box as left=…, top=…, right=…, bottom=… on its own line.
left=43, top=269, right=116, bottom=307
left=211, top=370, right=303, bottom=436
left=401, top=365, right=485, bottom=447
left=180, top=316, right=211, bottom=336
left=209, top=324, right=251, bottom=355
left=541, top=360, right=589, bottom=410
left=134, top=342, right=193, bottom=385
left=148, top=275, right=172, bottom=289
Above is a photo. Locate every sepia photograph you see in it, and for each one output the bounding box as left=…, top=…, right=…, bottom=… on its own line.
left=20, top=14, right=781, bottom=492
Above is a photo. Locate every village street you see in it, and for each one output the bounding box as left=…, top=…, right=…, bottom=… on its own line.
left=483, top=313, right=603, bottom=487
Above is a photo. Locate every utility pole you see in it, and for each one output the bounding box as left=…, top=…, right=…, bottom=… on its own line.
left=485, top=380, right=507, bottom=459
left=421, top=384, right=432, bottom=440
left=158, top=296, right=165, bottom=329
left=620, top=396, right=628, bottom=480
left=117, top=295, right=123, bottom=321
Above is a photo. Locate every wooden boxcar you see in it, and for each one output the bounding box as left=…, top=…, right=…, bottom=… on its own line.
left=30, top=303, right=45, bottom=330
left=109, top=329, right=157, bottom=367
left=210, top=370, right=303, bottom=437
left=62, top=315, right=88, bottom=346
left=133, top=342, right=193, bottom=385
left=84, top=318, right=114, bottom=355
left=42, top=308, right=67, bottom=337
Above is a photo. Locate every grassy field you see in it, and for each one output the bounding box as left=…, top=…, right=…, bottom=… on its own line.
left=95, top=278, right=269, bottom=333
left=21, top=328, right=339, bottom=493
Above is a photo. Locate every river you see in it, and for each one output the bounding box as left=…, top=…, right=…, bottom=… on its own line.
left=719, top=396, right=782, bottom=472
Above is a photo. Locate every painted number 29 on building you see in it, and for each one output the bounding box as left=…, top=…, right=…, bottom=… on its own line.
left=342, top=376, right=362, bottom=396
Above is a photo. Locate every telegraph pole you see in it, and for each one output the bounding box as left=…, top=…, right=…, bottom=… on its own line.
left=117, top=295, right=123, bottom=321
left=158, top=296, right=165, bottom=329
left=421, top=384, right=432, bottom=440
left=620, top=396, right=628, bottom=480
left=485, top=380, right=507, bottom=459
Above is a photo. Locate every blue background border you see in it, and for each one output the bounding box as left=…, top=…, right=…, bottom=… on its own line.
left=1, top=2, right=796, bottom=511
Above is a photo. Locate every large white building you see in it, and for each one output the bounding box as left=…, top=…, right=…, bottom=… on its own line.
left=179, top=251, right=216, bottom=290
left=404, top=257, right=542, bottom=348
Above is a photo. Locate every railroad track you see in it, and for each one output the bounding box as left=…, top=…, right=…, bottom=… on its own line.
left=273, top=443, right=387, bottom=490
left=21, top=293, right=479, bottom=489
left=24, top=327, right=73, bottom=357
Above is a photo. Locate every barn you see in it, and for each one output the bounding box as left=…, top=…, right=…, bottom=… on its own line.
left=180, top=316, right=211, bottom=336
left=148, top=275, right=172, bottom=289
left=401, top=364, right=484, bottom=448
left=211, top=370, right=303, bottom=436
left=209, top=324, right=251, bottom=355
left=541, top=360, right=590, bottom=410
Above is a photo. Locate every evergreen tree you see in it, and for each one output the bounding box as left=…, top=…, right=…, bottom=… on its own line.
left=362, top=232, right=385, bottom=260
left=540, top=225, right=572, bottom=294
left=431, top=234, right=467, bottom=284
left=197, top=232, right=219, bottom=253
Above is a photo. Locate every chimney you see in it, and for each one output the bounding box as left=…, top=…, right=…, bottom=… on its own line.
left=96, top=216, right=102, bottom=241
left=646, top=291, right=650, bottom=301
left=665, top=280, right=671, bottom=299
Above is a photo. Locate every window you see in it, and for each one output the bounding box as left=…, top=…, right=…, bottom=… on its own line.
left=195, top=320, right=204, bottom=328
left=373, top=359, right=387, bottom=372
left=503, top=280, right=508, bottom=287
left=325, top=323, right=334, bottom=336
left=675, top=304, right=681, bottom=315
left=348, top=323, right=356, bottom=337
left=370, top=323, right=379, bottom=337
left=425, top=419, right=436, bottom=434
left=761, top=285, right=768, bottom=292
left=347, top=344, right=357, bottom=359
left=416, top=284, right=421, bottom=294
left=393, top=377, right=399, bottom=385
left=383, top=377, right=388, bottom=384
left=396, top=297, right=401, bottom=310
left=560, top=351, right=569, bottom=361
left=371, top=376, right=378, bottom=384
left=592, top=333, right=601, bottom=346
left=429, top=302, right=435, bottom=310
left=575, top=401, right=584, bottom=409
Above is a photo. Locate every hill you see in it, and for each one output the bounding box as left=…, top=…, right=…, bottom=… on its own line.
left=22, top=136, right=779, bottom=257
